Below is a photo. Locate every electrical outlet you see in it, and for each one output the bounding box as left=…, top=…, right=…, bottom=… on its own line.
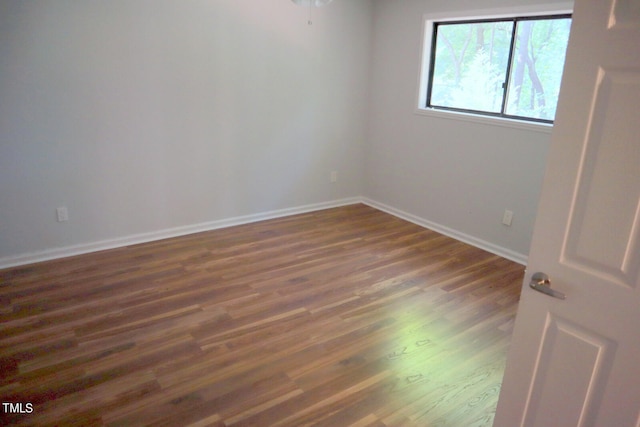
left=502, top=209, right=513, bottom=226
left=56, top=206, right=69, bottom=222
left=330, top=171, right=338, bottom=183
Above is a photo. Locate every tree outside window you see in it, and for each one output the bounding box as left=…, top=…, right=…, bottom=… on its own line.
left=427, top=15, right=572, bottom=123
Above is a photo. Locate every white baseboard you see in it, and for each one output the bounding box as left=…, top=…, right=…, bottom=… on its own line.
left=1, top=196, right=527, bottom=269
left=362, top=198, right=528, bottom=265
left=0, top=197, right=361, bottom=269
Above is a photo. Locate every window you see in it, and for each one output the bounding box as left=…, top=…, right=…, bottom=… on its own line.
left=423, top=14, right=572, bottom=124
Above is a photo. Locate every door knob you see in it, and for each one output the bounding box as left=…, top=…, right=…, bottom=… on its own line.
left=529, top=272, right=566, bottom=299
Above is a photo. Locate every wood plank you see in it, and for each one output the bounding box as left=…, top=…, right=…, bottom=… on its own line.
left=0, top=204, right=524, bottom=426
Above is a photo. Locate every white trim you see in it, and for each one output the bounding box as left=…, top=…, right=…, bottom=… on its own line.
left=0, top=198, right=360, bottom=269
left=362, top=198, right=528, bottom=265
left=1, top=197, right=528, bottom=269
left=414, top=107, right=553, bottom=133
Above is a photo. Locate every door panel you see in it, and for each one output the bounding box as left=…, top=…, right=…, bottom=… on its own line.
left=611, top=0, right=640, bottom=28
left=523, top=315, right=614, bottom=427
left=564, top=69, right=640, bottom=288
left=494, top=0, right=640, bottom=425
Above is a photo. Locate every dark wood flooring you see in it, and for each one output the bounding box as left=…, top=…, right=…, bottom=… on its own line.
left=0, top=204, right=524, bottom=426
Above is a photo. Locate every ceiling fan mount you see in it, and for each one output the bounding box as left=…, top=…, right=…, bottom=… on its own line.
left=291, top=0, right=334, bottom=7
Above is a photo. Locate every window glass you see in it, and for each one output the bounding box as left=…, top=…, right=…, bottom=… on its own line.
left=431, top=21, right=513, bottom=113
left=505, top=18, right=572, bottom=121
left=426, top=15, right=572, bottom=123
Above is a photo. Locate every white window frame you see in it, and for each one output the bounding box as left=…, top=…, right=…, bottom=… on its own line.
left=415, top=3, right=573, bottom=133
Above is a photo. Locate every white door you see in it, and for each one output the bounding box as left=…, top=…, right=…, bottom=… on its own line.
left=494, top=0, right=640, bottom=426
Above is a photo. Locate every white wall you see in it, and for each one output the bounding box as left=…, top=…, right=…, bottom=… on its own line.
left=1, top=0, right=573, bottom=267
left=0, top=0, right=372, bottom=264
left=365, top=0, right=572, bottom=262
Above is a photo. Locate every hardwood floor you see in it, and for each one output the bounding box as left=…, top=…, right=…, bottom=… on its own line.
left=0, top=204, right=524, bottom=426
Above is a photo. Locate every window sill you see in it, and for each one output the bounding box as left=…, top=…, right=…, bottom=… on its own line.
left=415, top=107, right=553, bottom=134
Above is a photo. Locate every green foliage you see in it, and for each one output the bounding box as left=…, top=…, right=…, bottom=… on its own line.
left=429, top=16, right=572, bottom=122
left=506, top=18, right=572, bottom=120
left=449, top=49, right=503, bottom=112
